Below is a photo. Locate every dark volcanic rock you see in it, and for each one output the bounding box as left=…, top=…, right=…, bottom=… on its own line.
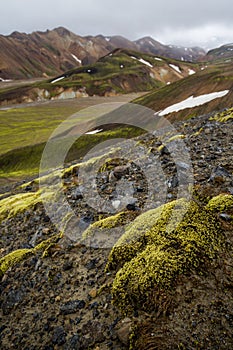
left=60, top=300, right=86, bottom=315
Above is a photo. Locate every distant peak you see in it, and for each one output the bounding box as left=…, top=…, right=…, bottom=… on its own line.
left=53, top=27, right=71, bottom=36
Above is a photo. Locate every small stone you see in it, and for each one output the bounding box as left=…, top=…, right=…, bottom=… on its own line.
left=66, top=334, right=81, bottom=349
left=126, top=203, right=136, bottom=211
left=89, top=289, right=97, bottom=298
left=85, top=258, right=98, bottom=270
left=71, top=187, right=83, bottom=200
left=63, top=261, right=73, bottom=271
left=55, top=296, right=61, bottom=302
left=113, top=165, right=129, bottom=179
left=116, top=318, right=132, bottom=345
left=112, top=200, right=121, bottom=209
left=52, top=326, right=66, bottom=345
left=60, top=300, right=86, bottom=315
left=79, top=216, right=93, bottom=230
left=208, top=165, right=231, bottom=184
left=42, top=228, right=50, bottom=235
left=219, top=213, right=232, bottom=221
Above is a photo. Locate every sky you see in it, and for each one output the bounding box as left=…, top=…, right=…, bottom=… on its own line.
left=1, top=0, right=233, bottom=49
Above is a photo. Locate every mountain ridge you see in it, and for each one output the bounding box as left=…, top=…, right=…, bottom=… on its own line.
left=0, top=26, right=206, bottom=80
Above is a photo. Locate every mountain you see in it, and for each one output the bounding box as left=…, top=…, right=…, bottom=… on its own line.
left=205, top=43, right=233, bottom=61
left=135, top=36, right=205, bottom=62
left=0, top=48, right=201, bottom=105
left=0, top=27, right=206, bottom=80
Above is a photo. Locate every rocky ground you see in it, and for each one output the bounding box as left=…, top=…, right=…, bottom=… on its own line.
left=0, top=110, right=233, bottom=349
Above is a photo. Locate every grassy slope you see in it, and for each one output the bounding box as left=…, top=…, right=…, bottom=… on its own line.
left=0, top=94, right=144, bottom=184
left=134, top=61, right=233, bottom=121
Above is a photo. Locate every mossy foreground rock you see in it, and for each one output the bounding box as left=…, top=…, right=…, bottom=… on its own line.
left=106, top=195, right=232, bottom=315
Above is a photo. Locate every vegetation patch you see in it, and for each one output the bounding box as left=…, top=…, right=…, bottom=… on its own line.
left=210, top=107, right=233, bottom=122
left=0, top=190, right=53, bottom=222
left=0, top=233, right=62, bottom=278
left=105, top=195, right=229, bottom=315
left=82, top=210, right=138, bottom=240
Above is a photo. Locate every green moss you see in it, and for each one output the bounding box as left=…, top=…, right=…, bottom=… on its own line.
left=0, top=233, right=62, bottom=277
left=210, top=108, right=233, bottom=122
left=157, top=134, right=185, bottom=153
left=206, top=194, right=233, bottom=212
left=107, top=197, right=225, bottom=315
left=0, top=249, right=33, bottom=277
left=106, top=199, right=187, bottom=271
left=0, top=190, right=53, bottom=222
left=166, top=134, right=185, bottom=142
left=82, top=210, right=137, bottom=239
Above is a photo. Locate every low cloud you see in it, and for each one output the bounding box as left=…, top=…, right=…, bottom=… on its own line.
left=1, top=0, right=233, bottom=48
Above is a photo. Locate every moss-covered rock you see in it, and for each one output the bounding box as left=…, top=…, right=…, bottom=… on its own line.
left=0, top=249, right=33, bottom=278
left=107, top=196, right=228, bottom=315
left=105, top=199, right=190, bottom=271
left=0, top=233, right=62, bottom=278
left=0, top=190, right=53, bottom=222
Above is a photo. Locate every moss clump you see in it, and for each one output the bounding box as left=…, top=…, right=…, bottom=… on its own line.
left=106, top=199, right=188, bottom=271
left=107, top=197, right=225, bottom=315
left=62, top=147, right=121, bottom=178
left=82, top=210, right=138, bottom=240
left=0, top=190, right=53, bottom=222
left=0, top=233, right=62, bottom=278
left=166, top=134, right=185, bottom=142
left=0, top=249, right=33, bottom=277
left=206, top=194, right=233, bottom=212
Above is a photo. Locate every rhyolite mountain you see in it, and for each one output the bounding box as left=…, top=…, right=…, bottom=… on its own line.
left=0, top=26, right=206, bottom=80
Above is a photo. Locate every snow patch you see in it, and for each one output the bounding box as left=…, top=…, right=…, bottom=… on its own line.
left=0, top=77, right=12, bottom=82
left=130, top=56, right=153, bottom=67
left=71, top=54, right=82, bottom=64
left=157, top=90, right=229, bottom=116
left=105, top=37, right=111, bottom=42
left=169, top=64, right=181, bottom=73
left=188, top=69, right=196, bottom=75
left=139, top=58, right=153, bottom=67
left=85, top=129, right=103, bottom=135
left=154, top=57, right=162, bottom=61
left=167, top=82, right=171, bottom=85
left=51, top=76, right=65, bottom=84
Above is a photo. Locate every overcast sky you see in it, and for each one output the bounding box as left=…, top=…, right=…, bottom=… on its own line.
left=1, top=0, right=233, bottom=49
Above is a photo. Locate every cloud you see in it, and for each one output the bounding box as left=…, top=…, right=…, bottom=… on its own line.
left=1, top=0, right=233, bottom=48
